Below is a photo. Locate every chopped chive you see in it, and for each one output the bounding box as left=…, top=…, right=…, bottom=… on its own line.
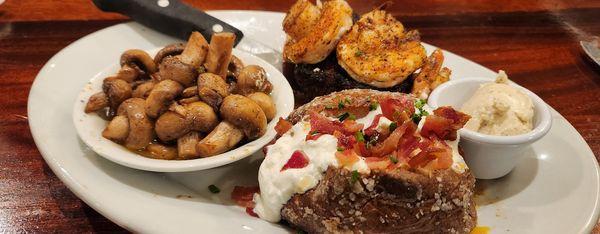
left=325, top=104, right=334, bottom=110
left=355, top=131, right=365, bottom=142
left=355, top=50, right=364, bottom=57
left=389, top=155, right=399, bottom=164
left=389, top=122, right=398, bottom=132
left=338, top=100, right=345, bottom=109
left=350, top=170, right=360, bottom=183
left=337, top=147, right=344, bottom=152
left=208, top=184, right=220, bottom=194
left=369, top=101, right=379, bottom=111
left=345, top=98, right=351, bottom=104
left=310, top=130, right=319, bottom=135
left=338, top=112, right=350, bottom=121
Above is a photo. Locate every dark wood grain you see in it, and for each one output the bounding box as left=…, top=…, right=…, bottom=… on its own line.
left=0, top=0, right=599, bottom=233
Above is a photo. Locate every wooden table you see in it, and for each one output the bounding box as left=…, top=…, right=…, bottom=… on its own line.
left=1, top=0, right=598, bottom=232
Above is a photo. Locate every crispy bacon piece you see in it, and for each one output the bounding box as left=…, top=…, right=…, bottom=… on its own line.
left=307, top=111, right=363, bottom=141
left=421, top=106, right=470, bottom=141
left=369, top=121, right=416, bottom=157
left=281, top=150, right=310, bottom=171
left=407, top=137, right=452, bottom=169
left=231, top=186, right=260, bottom=208
left=380, top=98, right=414, bottom=122
left=364, top=114, right=384, bottom=136
left=274, top=117, right=293, bottom=136
left=333, top=130, right=356, bottom=149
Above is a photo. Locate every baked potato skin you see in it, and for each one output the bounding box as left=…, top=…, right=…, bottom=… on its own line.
left=281, top=89, right=477, bottom=233
left=282, top=168, right=476, bottom=233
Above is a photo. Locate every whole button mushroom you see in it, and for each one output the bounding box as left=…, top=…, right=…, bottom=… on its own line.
left=154, top=101, right=219, bottom=142
left=103, top=98, right=155, bottom=150
left=246, top=92, right=276, bottom=121
left=103, top=79, right=132, bottom=117
left=220, top=95, right=268, bottom=139
left=145, top=79, right=184, bottom=119
left=195, top=95, right=267, bottom=157
left=197, top=73, right=230, bottom=110
left=154, top=32, right=209, bottom=87
left=153, top=43, right=185, bottom=65
left=233, top=65, right=273, bottom=95
left=120, top=49, right=158, bottom=77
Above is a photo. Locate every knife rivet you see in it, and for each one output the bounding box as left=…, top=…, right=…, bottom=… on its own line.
left=212, top=24, right=223, bottom=33
left=157, top=0, right=169, bottom=7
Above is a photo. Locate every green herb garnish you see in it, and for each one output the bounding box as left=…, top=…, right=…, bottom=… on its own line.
left=325, top=104, right=335, bottom=110
left=310, top=130, right=319, bottom=135
left=412, top=99, right=429, bottom=124
left=208, top=184, right=220, bottom=194
left=337, top=112, right=355, bottom=121
left=338, top=100, right=345, bottom=109
left=350, top=170, right=360, bottom=183
left=389, top=122, right=398, bottom=132
left=389, top=155, right=399, bottom=164
left=355, top=131, right=365, bottom=142
left=355, top=50, right=364, bottom=57
left=369, top=101, right=379, bottom=111
left=337, top=147, right=344, bottom=152
left=345, top=98, right=351, bottom=104
left=297, top=229, right=307, bottom=234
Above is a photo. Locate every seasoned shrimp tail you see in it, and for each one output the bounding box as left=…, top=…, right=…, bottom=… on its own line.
left=411, top=49, right=451, bottom=99
left=283, top=0, right=353, bottom=64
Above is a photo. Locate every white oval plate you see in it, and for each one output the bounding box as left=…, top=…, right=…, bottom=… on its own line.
left=28, top=11, right=600, bottom=233
left=73, top=48, right=294, bottom=172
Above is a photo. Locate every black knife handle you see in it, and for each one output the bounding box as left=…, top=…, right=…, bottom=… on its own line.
left=92, top=0, right=244, bottom=45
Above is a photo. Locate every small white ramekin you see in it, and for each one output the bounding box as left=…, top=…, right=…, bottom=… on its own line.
left=428, top=77, right=552, bottom=179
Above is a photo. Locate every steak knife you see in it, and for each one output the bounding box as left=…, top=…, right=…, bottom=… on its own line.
left=92, top=0, right=283, bottom=70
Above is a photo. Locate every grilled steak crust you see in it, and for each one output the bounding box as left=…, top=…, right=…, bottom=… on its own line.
left=282, top=89, right=477, bottom=233
left=283, top=54, right=414, bottom=106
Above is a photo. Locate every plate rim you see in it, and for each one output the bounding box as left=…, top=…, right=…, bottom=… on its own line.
left=27, top=10, right=600, bottom=233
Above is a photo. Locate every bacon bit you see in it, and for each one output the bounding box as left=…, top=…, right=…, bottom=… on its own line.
left=380, top=98, right=415, bottom=122
left=407, top=137, right=453, bottom=169
left=353, top=141, right=370, bottom=157
left=309, top=111, right=344, bottom=134
left=342, top=119, right=364, bottom=133
left=365, top=157, right=392, bottom=170
left=281, top=150, right=310, bottom=171
left=364, top=114, right=384, bottom=136
left=274, top=117, right=293, bottom=136
left=333, top=130, right=357, bottom=149
left=421, top=107, right=470, bottom=141
left=245, top=207, right=259, bottom=217
left=408, top=150, right=437, bottom=168
left=396, top=132, right=419, bottom=160
left=336, top=149, right=360, bottom=168
left=231, top=186, right=260, bottom=208
left=370, top=121, right=416, bottom=157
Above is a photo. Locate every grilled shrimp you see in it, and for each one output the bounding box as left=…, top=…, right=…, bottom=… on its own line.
left=283, top=0, right=353, bottom=64
left=337, top=10, right=427, bottom=88
left=411, top=49, right=451, bottom=99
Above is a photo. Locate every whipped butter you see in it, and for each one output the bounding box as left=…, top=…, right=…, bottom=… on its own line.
left=461, top=71, right=534, bottom=136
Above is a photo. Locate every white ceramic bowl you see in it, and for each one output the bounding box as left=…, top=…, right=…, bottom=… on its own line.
left=428, top=77, right=552, bottom=179
left=73, top=48, right=294, bottom=172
